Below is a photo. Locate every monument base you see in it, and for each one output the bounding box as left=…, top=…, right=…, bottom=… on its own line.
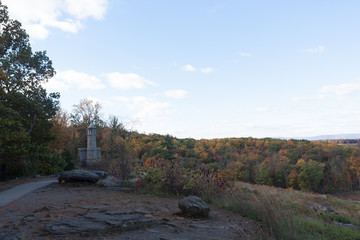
left=78, top=147, right=101, bottom=167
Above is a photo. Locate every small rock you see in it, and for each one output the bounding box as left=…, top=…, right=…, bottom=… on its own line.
left=134, top=206, right=153, bottom=215
left=23, top=215, right=40, bottom=221
left=319, top=203, right=334, bottom=213
left=178, top=196, right=210, bottom=218
left=334, top=221, right=359, bottom=229
left=34, top=207, right=50, bottom=213
left=309, top=206, right=319, bottom=212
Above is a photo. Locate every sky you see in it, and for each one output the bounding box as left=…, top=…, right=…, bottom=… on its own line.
left=3, top=0, right=360, bottom=139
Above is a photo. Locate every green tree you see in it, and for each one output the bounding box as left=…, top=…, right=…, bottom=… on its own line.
left=297, top=159, right=324, bottom=191
left=0, top=1, right=62, bottom=179
left=256, top=164, right=273, bottom=185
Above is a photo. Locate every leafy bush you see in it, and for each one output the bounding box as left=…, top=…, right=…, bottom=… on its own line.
left=135, top=159, right=230, bottom=200
left=26, top=144, right=66, bottom=175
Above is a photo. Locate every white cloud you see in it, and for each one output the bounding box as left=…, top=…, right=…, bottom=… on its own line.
left=87, top=96, right=113, bottom=107
left=237, top=52, right=252, bottom=57
left=43, top=76, right=70, bottom=91
left=116, top=96, right=172, bottom=119
left=45, top=70, right=157, bottom=92
left=320, top=82, right=360, bottom=99
left=200, top=67, right=214, bottom=74
left=301, top=46, right=325, bottom=53
left=291, top=94, right=326, bottom=102
left=181, top=64, right=214, bottom=73
left=291, top=81, right=360, bottom=102
left=255, top=107, right=267, bottom=113
left=60, top=70, right=105, bottom=89
left=2, top=0, right=109, bottom=40
left=44, top=70, right=105, bottom=91
left=64, top=0, right=108, bottom=20
left=182, top=64, right=196, bottom=72
left=105, top=72, right=156, bottom=90
left=115, top=96, right=130, bottom=102
left=163, top=90, right=189, bottom=99
left=24, top=24, right=50, bottom=40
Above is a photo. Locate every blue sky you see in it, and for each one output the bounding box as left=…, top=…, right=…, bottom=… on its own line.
left=4, top=0, right=360, bottom=139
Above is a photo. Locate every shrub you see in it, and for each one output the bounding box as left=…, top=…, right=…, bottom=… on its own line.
left=135, top=159, right=230, bottom=200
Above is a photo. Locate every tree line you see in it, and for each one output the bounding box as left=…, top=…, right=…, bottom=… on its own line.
left=50, top=103, right=360, bottom=194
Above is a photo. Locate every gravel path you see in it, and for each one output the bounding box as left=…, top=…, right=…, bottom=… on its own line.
left=0, top=180, right=58, bottom=207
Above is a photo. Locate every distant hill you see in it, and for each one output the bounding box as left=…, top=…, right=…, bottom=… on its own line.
left=295, top=133, right=360, bottom=141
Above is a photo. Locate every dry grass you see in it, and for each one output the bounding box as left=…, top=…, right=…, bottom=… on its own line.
left=211, top=181, right=360, bottom=239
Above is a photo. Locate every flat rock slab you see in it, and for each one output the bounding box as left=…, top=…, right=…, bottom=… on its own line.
left=45, top=211, right=156, bottom=235
left=0, top=230, right=22, bottom=240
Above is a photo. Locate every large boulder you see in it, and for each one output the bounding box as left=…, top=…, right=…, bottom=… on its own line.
left=58, top=170, right=100, bottom=183
left=178, top=196, right=210, bottom=218
left=90, top=170, right=108, bottom=179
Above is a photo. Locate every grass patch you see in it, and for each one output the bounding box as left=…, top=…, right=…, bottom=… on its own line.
left=209, top=182, right=360, bottom=239
left=318, top=212, right=353, bottom=224
left=290, top=217, right=360, bottom=240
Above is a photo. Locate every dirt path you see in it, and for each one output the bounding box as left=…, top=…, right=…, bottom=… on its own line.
left=0, top=182, right=262, bottom=239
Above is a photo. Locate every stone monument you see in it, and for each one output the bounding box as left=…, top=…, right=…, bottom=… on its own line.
left=78, top=124, right=101, bottom=167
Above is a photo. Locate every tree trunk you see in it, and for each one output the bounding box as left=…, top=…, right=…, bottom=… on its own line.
left=0, top=163, right=7, bottom=181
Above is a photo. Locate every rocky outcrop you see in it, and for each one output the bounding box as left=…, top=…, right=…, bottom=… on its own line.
left=178, top=196, right=210, bottom=217
left=58, top=170, right=100, bottom=183
left=100, top=176, right=125, bottom=187
left=99, top=176, right=136, bottom=192
left=308, top=202, right=335, bottom=213
left=45, top=211, right=156, bottom=235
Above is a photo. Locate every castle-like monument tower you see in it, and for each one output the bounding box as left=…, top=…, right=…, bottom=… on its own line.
left=78, top=124, right=101, bottom=167
left=87, top=123, right=97, bottom=161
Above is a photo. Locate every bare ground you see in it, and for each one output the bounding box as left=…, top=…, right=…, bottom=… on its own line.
left=0, top=180, right=263, bottom=240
